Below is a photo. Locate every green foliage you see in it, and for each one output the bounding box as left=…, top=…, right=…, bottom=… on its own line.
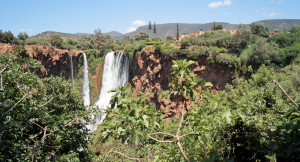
left=212, top=24, right=223, bottom=30
left=250, top=22, right=270, bottom=37
left=17, top=32, right=29, bottom=41
left=166, top=35, right=174, bottom=42
left=289, top=26, right=300, bottom=33
left=0, top=30, right=18, bottom=44
left=0, top=46, right=94, bottom=161
left=267, top=33, right=300, bottom=48
left=125, top=41, right=146, bottom=61
left=272, top=43, right=300, bottom=67
left=160, top=46, right=179, bottom=59
left=250, top=34, right=259, bottom=44
left=133, top=31, right=150, bottom=41
left=180, top=37, right=191, bottom=49
left=109, top=43, right=121, bottom=51
left=50, top=34, right=63, bottom=48
left=231, top=24, right=252, bottom=50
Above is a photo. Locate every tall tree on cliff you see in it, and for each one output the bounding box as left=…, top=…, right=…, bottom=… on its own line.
left=94, top=29, right=107, bottom=50
left=176, top=24, right=179, bottom=41
left=214, top=21, right=216, bottom=31
left=148, top=21, right=152, bottom=41
left=50, top=35, right=63, bottom=48
left=153, top=22, right=156, bottom=41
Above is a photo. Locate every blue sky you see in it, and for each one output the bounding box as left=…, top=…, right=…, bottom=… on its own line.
left=1, top=0, right=299, bottom=36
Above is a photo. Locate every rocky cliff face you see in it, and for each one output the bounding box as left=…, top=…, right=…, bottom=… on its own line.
left=0, top=44, right=104, bottom=101
left=130, top=49, right=233, bottom=118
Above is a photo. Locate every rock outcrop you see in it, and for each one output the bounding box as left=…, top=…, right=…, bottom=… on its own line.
left=130, top=49, right=233, bottom=118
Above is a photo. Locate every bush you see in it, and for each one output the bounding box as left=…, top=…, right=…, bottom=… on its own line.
left=110, top=43, right=121, bottom=51
left=160, top=46, right=179, bottom=59
left=180, top=37, right=191, bottom=49
left=267, top=33, right=300, bottom=48
left=144, top=42, right=156, bottom=45
left=125, top=41, right=146, bottom=61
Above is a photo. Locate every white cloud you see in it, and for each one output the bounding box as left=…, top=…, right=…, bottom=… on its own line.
left=19, top=29, right=32, bottom=32
left=256, top=7, right=266, bottom=12
left=131, top=20, right=147, bottom=26
left=267, top=13, right=282, bottom=17
left=224, top=13, right=230, bottom=15
left=208, top=0, right=232, bottom=8
left=123, top=27, right=137, bottom=34
left=278, top=1, right=283, bottom=4
left=223, top=0, right=232, bottom=5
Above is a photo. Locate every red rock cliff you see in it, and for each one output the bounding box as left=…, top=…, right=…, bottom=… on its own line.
left=130, top=49, right=233, bottom=118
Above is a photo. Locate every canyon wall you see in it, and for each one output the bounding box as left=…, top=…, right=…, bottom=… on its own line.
left=130, top=49, right=234, bottom=118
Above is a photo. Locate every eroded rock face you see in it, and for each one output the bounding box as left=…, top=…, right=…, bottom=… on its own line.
left=0, top=44, right=103, bottom=101
left=130, top=49, right=233, bottom=118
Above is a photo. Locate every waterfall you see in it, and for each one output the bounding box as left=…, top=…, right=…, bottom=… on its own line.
left=87, top=51, right=129, bottom=132
left=70, top=55, right=74, bottom=89
left=82, top=53, right=90, bottom=107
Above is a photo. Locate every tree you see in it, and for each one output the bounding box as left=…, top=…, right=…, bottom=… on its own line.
left=17, top=32, right=28, bottom=41
left=267, top=33, right=300, bottom=48
left=176, top=24, right=179, bottom=41
left=166, top=35, right=174, bottom=42
left=148, top=21, right=152, bottom=41
left=216, top=24, right=223, bottom=30
left=98, top=59, right=212, bottom=162
left=289, top=26, right=300, bottom=33
left=212, top=23, right=223, bottom=30
left=231, top=24, right=252, bottom=50
left=1, top=30, right=14, bottom=43
left=50, top=35, right=63, bottom=48
left=250, top=22, right=270, bottom=37
left=94, top=29, right=108, bottom=50
left=200, top=28, right=202, bottom=31
left=134, top=31, right=149, bottom=41
left=214, top=21, right=216, bottom=31
left=0, top=46, right=94, bottom=161
left=153, top=22, right=156, bottom=41
left=180, top=37, right=191, bottom=49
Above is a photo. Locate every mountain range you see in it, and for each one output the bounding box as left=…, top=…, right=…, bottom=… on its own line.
left=35, top=19, right=300, bottom=40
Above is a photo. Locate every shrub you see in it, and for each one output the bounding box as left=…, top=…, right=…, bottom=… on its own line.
left=144, top=42, right=156, bottom=45
left=267, top=33, right=300, bottom=48
left=160, top=46, right=179, bottom=59
left=125, top=41, right=146, bottom=61
left=110, top=43, right=121, bottom=51
left=180, top=37, right=191, bottom=49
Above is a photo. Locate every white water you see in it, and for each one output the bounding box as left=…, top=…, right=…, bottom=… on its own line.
left=86, top=51, right=129, bottom=132
left=70, top=55, right=74, bottom=89
left=82, top=53, right=90, bottom=107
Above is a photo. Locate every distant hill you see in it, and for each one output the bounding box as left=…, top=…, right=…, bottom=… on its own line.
left=32, top=19, right=300, bottom=40
left=256, top=19, right=300, bottom=31
left=74, top=33, right=91, bottom=36
left=127, top=22, right=239, bottom=39
left=126, top=19, right=300, bottom=39
left=107, top=31, right=123, bottom=37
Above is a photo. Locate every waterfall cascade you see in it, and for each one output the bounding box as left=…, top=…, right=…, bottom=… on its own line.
left=82, top=53, right=90, bottom=107
left=87, top=52, right=129, bottom=132
left=70, top=55, right=74, bottom=89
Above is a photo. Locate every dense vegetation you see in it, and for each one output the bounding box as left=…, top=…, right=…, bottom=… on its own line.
left=1, top=21, right=300, bottom=161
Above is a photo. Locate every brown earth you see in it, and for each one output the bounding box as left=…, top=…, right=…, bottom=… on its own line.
left=130, top=49, right=233, bottom=119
